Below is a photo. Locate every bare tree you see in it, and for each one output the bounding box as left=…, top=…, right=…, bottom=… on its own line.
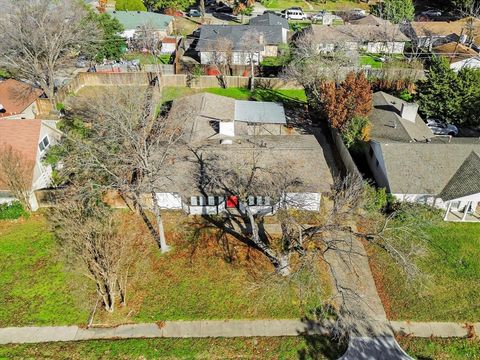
left=0, top=0, right=100, bottom=102
left=285, top=30, right=359, bottom=109
left=192, top=139, right=431, bottom=335
left=239, top=30, right=264, bottom=91
left=50, top=189, right=138, bottom=313
left=60, top=86, right=185, bottom=253
left=206, top=37, right=234, bottom=88
left=0, top=145, right=34, bottom=210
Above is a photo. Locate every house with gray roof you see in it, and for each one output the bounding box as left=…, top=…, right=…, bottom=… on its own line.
left=305, top=20, right=409, bottom=54
left=249, top=13, right=289, bottom=29
left=154, top=93, right=333, bottom=215
left=366, top=92, right=480, bottom=221
left=196, top=24, right=287, bottom=66
left=107, top=10, right=173, bottom=40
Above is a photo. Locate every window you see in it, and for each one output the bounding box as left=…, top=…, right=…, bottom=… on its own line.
left=248, top=196, right=255, bottom=206
left=208, top=196, right=215, bottom=206
left=190, top=196, right=198, bottom=206
left=38, top=136, right=50, bottom=152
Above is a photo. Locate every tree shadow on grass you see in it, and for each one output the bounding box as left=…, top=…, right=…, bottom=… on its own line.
left=298, top=334, right=348, bottom=360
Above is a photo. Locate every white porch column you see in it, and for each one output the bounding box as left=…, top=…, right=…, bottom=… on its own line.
left=462, top=201, right=472, bottom=221
left=444, top=201, right=452, bottom=221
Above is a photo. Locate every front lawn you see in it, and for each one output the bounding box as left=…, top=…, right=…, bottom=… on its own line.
left=368, top=221, right=480, bottom=322
left=0, top=336, right=478, bottom=359
left=0, top=212, right=329, bottom=326
left=0, top=215, right=90, bottom=326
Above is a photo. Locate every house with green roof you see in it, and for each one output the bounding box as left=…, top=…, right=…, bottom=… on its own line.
left=365, top=92, right=480, bottom=222
left=107, top=10, right=173, bottom=40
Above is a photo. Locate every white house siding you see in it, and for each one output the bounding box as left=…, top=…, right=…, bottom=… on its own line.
left=285, top=192, right=321, bottom=211
left=451, top=58, right=480, bottom=72
left=156, top=192, right=182, bottom=209
left=366, top=41, right=405, bottom=54
left=365, top=142, right=389, bottom=189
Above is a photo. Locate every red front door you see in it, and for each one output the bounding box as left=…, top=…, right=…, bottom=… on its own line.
left=226, top=196, right=238, bottom=208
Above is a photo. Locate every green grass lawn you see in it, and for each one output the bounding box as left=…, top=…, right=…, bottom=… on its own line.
left=360, top=55, right=384, bottom=69
left=124, top=52, right=171, bottom=65
left=161, top=86, right=307, bottom=104
left=0, top=215, right=90, bottom=327
left=0, top=212, right=328, bottom=327
left=368, top=221, right=480, bottom=322
left=398, top=337, right=480, bottom=360
left=0, top=337, right=478, bottom=359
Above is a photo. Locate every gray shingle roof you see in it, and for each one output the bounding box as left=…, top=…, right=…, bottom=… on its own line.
left=249, top=13, right=289, bottom=29
left=439, top=151, right=480, bottom=201
left=309, top=23, right=409, bottom=43
left=378, top=141, right=480, bottom=196
left=161, top=93, right=334, bottom=195
left=370, top=92, right=434, bottom=143
left=196, top=25, right=284, bottom=52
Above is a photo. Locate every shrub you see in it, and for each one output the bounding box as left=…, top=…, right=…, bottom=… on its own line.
left=363, top=184, right=390, bottom=213
left=0, top=201, right=28, bottom=220
left=341, top=115, right=371, bottom=149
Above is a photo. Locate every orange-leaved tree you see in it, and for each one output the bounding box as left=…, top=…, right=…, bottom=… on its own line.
left=320, top=71, right=373, bottom=130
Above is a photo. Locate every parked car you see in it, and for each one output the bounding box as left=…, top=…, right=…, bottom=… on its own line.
left=283, top=8, right=307, bottom=20
left=427, top=119, right=459, bottom=136
left=188, top=8, right=201, bottom=17
left=350, top=8, right=366, bottom=17
left=311, top=10, right=329, bottom=23
left=75, top=56, right=88, bottom=68
left=421, top=9, right=442, bottom=17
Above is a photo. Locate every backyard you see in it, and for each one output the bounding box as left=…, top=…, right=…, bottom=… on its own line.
left=0, top=211, right=330, bottom=327
left=367, top=221, right=480, bottom=322
left=0, top=336, right=478, bottom=359
left=161, top=86, right=307, bottom=104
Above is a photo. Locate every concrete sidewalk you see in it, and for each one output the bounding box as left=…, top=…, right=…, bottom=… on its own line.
left=0, top=320, right=478, bottom=345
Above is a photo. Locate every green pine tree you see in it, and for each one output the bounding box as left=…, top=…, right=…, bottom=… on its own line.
left=418, top=56, right=463, bottom=125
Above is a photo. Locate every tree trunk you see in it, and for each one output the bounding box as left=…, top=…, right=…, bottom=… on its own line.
left=276, top=253, right=291, bottom=276
left=151, top=192, right=170, bottom=253
left=244, top=205, right=290, bottom=276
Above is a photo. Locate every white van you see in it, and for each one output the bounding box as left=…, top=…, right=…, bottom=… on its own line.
left=283, top=9, right=306, bottom=20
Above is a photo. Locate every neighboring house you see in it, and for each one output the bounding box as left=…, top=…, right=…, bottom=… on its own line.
left=107, top=10, right=173, bottom=41
left=161, top=37, right=178, bottom=54
left=249, top=13, right=289, bottom=30
left=0, top=119, right=61, bottom=210
left=196, top=25, right=287, bottom=66
left=433, top=42, right=480, bottom=71
left=365, top=92, right=480, bottom=221
left=404, top=17, right=480, bottom=51
left=154, top=93, right=333, bottom=215
left=0, top=79, right=43, bottom=119
left=305, top=21, right=409, bottom=54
